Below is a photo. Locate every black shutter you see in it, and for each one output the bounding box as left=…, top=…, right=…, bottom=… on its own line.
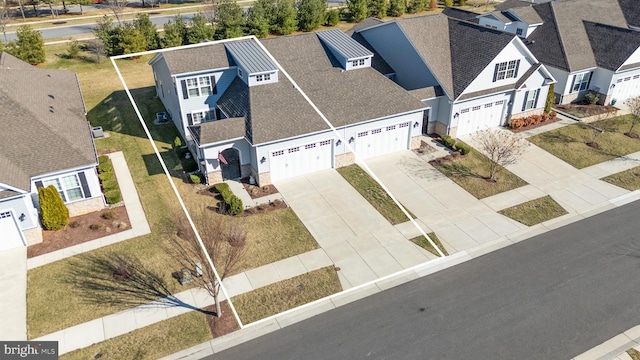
left=211, top=76, right=217, bottom=95
left=493, top=64, right=499, bottom=82
left=514, top=59, right=520, bottom=78
left=215, top=108, right=221, bottom=120
left=522, top=91, right=529, bottom=111
left=77, top=171, right=91, bottom=198
left=187, top=113, right=193, bottom=125
left=570, top=75, right=576, bottom=93
left=586, top=72, right=593, bottom=90
left=35, top=181, right=43, bottom=189
left=181, top=79, right=188, bottom=99
left=533, top=89, right=540, bottom=109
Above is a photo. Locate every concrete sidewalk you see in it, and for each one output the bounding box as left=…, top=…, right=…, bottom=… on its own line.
left=27, top=151, right=151, bottom=269
left=0, top=246, right=27, bottom=341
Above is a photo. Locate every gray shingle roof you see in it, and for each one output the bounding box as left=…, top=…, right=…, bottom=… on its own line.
left=157, top=43, right=232, bottom=75
left=0, top=189, right=21, bottom=199
left=442, top=7, right=480, bottom=23
left=0, top=60, right=96, bottom=191
left=495, top=0, right=553, bottom=11
left=618, top=0, right=640, bottom=28
left=584, top=21, right=640, bottom=71
left=262, top=33, right=426, bottom=128
left=394, top=15, right=515, bottom=99
left=345, top=17, right=385, bottom=36
left=188, top=117, right=246, bottom=146
left=224, top=40, right=278, bottom=74
left=507, top=6, right=543, bottom=24
left=317, top=29, right=373, bottom=60
left=0, top=52, right=34, bottom=70
left=527, top=0, right=629, bottom=72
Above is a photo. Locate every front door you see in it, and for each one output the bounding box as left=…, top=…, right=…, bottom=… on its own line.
left=422, top=109, right=430, bottom=135
left=220, top=148, right=241, bottom=180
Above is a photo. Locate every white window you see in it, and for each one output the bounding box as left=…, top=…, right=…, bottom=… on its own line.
left=352, top=60, right=358, bottom=67
left=189, top=110, right=216, bottom=124
left=264, top=73, right=271, bottom=81
left=524, top=89, right=539, bottom=110
left=43, top=174, right=84, bottom=203
left=571, top=72, right=591, bottom=93
left=494, top=60, right=519, bottom=81
left=256, top=74, right=264, bottom=82
left=516, top=28, right=523, bottom=36
left=183, top=76, right=216, bottom=99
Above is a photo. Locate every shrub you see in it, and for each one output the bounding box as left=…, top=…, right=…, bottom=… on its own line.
left=89, top=223, right=105, bottom=230
left=102, top=179, right=119, bottom=192
left=229, top=195, right=243, bottom=215
left=105, top=189, right=122, bottom=204
left=39, top=185, right=69, bottom=230
left=99, top=171, right=115, bottom=182
left=190, top=173, right=202, bottom=184
left=98, top=161, right=113, bottom=174
left=102, top=210, right=118, bottom=220
left=69, top=220, right=83, bottom=228
left=98, top=155, right=110, bottom=165
left=544, top=83, right=554, bottom=113
left=174, top=136, right=183, bottom=148
left=456, top=143, right=471, bottom=155
left=549, top=111, right=557, bottom=119
left=325, top=9, right=339, bottom=26
left=441, top=135, right=456, bottom=149
left=182, top=158, right=198, bottom=172
left=584, top=91, right=599, bottom=105
left=444, top=0, right=453, bottom=6
left=214, top=182, right=230, bottom=194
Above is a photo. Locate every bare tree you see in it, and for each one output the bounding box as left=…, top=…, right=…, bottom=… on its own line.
left=102, top=0, right=127, bottom=24
left=86, top=39, right=106, bottom=63
left=203, top=0, right=219, bottom=29
left=0, top=0, right=9, bottom=43
left=625, top=96, right=640, bottom=138
left=471, top=128, right=529, bottom=182
left=167, top=209, right=247, bottom=318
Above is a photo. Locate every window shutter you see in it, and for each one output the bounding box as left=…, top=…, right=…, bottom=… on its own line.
left=514, top=59, right=520, bottom=78
left=533, top=89, right=540, bottom=109
left=211, top=76, right=217, bottom=95
left=493, top=64, right=499, bottom=82
left=522, top=91, right=529, bottom=111
left=570, top=75, right=577, bottom=93
left=187, top=113, right=193, bottom=126
left=78, top=171, right=91, bottom=198
left=35, top=181, right=43, bottom=189
left=181, top=79, right=188, bottom=99
left=586, top=72, right=593, bottom=90
left=215, top=108, right=221, bottom=120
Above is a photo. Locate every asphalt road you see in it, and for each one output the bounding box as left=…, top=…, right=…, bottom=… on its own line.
left=213, top=200, right=640, bottom=360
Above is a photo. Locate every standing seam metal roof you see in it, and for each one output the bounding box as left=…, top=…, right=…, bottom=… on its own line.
left=316, top=29, right=373, bottom=60
left=224, top=40, right=278, bottom=74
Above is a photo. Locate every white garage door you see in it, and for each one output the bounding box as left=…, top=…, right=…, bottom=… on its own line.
left=355, top=122, right=410, bottom=160
left=0, top=211, right=26, bottom=251
left=612, top=74, right=640, bottom=104
left=270, top=140, right=333, bottom=182
left=456, top=99, right=507, bottom=136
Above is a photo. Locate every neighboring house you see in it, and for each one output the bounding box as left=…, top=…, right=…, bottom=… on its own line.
left=149, top=31, right=427, bottom=186
left=479, top=0, right=640, bottom=105
left=354, top=14, right=556, bottom=138
left=0, top=52, right=103, bottom=250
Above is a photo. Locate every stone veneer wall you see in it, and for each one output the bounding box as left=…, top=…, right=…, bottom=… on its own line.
left=67, top=197, right=104, bottom=217
left=24, top=226, right=43, bottom=246
left=206, top=170, right=223, bottom=185
left=434, top=122, right=448, bottom=137
left=335, top=152, right=355, bottom=168
left=410, top=136, right=422, bottom=150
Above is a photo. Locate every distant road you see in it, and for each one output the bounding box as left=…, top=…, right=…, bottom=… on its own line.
left=213, top=200, right=640, bottom=360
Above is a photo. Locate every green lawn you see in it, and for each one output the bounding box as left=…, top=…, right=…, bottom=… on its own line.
left=498, top=196, right=567, bottom=226
left=337, top=164, right=414, bottom=225
left=60, top=311, right=212, bottom=360
left=628, top=348, right=640, bottom=360
left=233, top=266, right=342, bottom=324
left=28, top=50, right=318, bottom=338
left=431, top=145, right=528, bottom=199
left=411, top=232, right=448, bottom=256
left=528, top=115, right=640, bottom=169
left=601, top=166, right=640, bottom=191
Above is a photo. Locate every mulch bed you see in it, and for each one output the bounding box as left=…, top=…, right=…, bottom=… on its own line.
left=240, top=178, right=279, bottom=199
left=509, top=116, right=563, bottom=133
left=203, top=301, right=241, bottom=338
left=240, top=199, right=288, bottom=216
left=27, top=205, right=130, bottom=258
left=555, top=104, right=617, bottom=118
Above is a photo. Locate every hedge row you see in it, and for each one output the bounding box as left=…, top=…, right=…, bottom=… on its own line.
left=440, top=135, right=471, bottom=155
left=214, top=183, right=243, bottom=215
left=510, top=111, right=557, bottom=129
left=98, top=156, right=122, bottom=204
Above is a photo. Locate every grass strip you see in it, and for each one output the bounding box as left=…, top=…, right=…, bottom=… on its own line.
left=498, top=196, right=567, bottom=226
left=411, top=232, right=448, bottom=256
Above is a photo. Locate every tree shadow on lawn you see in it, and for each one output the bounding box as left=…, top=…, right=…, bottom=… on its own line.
left=433, top=160, right=486, bottom=180
left=64, top=252, right=216, bottom=316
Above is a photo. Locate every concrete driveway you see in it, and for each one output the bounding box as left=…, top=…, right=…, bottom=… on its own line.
left=275, top=170, right=435, bottom=290
left=0, top=246, right=27, bottom=340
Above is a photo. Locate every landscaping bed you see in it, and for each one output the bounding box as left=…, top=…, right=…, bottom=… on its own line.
left=555, top=103, right=617, bottom=118
left=28, top=206, right=130, bottom=258
left=498, top=196, right=567, bottom=226
left=528, top=114, right=640, bottom=169
left=241, top=178, right=279, bottom=199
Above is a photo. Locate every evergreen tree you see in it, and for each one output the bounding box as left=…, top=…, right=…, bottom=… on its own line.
left=388, top=0, right=405, bottom=16
left=444, top=0, right=453, bottom=7
left=297, top=0, right=326, bottom=32
left=9, top=25, right=45, bottom=65
left=215, top=0, right=245, bottom=39
left=368, top=0, right=388, bottom=19
left=324, top=9, right=340, bottom=26
left=39, top=185, right=69, bottom=231
left=458, top=0, right=466, bottom=5
left=162, top=16, right=187, bottom=48
left=271, top=0, right=297, bottom=35
left=347, top=0, right=368, bottom=22
left=186, top=13, right=214, bottom=44
left=133, top=13, right=160, bottom=50
left=120, top=23, right=146, bottom=55
left=93, top=15, right=120, bottom=55
left=246, top=0, right=272, bottom=38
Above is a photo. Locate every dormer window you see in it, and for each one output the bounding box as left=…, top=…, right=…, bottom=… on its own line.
left=516, top=28, right=523, bottom=36
left=352, top=59, right=366, bottom=67
left=256, top=73, right=271, bottom=82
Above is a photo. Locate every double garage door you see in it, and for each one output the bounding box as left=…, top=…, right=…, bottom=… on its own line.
left=0, top=211, right=26, bottom=251
left=355, top=122, right=411, bottom=160
left=270, top=140, right=333, bottom=182
left=456, top=99, right=507, bottom=136
left=612, top=74, right=640, bottom=104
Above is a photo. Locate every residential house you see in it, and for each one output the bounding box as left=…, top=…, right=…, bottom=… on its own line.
left=354, top=14, right=556, bottom=137
left=149, top=31, right=427, bottom=186
left=0, top=52, right=103, bottom=250
left=478, top=0, right=640, bottom=105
